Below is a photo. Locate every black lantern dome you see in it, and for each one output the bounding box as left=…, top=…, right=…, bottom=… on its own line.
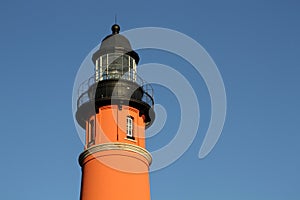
left=92, top=24, right=139, bottom=65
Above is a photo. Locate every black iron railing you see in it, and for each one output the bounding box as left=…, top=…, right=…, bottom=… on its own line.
left=77, top=71, right=154, bottom=108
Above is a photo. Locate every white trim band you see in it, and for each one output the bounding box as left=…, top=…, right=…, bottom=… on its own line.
left=79, top=142, right=152, bottom=166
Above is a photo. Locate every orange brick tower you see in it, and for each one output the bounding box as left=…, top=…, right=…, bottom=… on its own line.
left=75, top=24, right=155, bottom=200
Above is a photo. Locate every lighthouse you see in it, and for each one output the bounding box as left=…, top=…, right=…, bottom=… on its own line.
left=75, top=24, right=155, bottom=200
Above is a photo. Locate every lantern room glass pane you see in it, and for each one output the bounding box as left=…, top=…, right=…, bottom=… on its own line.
left=96, top=53, right=137, bottom=81
left=102, top=55, right=107, bottom=67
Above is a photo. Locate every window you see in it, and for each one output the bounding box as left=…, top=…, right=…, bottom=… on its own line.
left=126, top=116, right=134, bottom=139
left=88, top=119, right=95, bottom=146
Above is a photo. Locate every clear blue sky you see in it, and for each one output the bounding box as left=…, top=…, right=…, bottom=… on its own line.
left=0, top=0, right=299, bottom=199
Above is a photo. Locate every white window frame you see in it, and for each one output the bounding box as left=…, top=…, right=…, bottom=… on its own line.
left=88, top=119, right=95, bottom=146
left=126, top=116, right=134, bottom=139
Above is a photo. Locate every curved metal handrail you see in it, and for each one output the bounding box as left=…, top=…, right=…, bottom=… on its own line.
left=77, top=72, right=154, bottom=108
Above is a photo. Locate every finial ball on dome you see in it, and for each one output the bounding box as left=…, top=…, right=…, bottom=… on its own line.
left=111, top=24, right=120, bottom=34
